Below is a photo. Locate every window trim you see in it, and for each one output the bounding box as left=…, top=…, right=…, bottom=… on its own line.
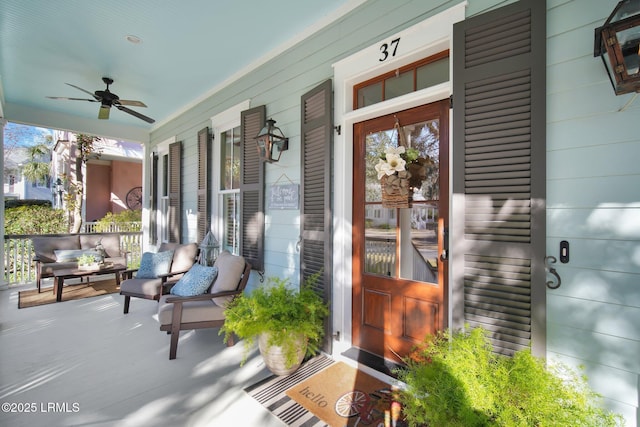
left=210, top=100, right=251, bottom=253
left=331, top=3, right=465, bottom=353
left=353, top=50, right=449, bottom=110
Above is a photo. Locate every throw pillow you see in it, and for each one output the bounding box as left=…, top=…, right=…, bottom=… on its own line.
left=170, top=264, right=219, bottom=297
left=54, top=249, right=101, bottom=263
left=136, top=250, right=174, bottom=279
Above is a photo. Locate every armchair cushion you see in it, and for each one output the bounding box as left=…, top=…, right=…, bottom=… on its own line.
left=137, top=250, right=174, bottom=279
left=169, top=243, right=199, bottom=273
left=120, top=277, right=164, bottom=298
left=170, top=264, right=218, bottom=297
left=157, top=295, right=226, bottom=325
left=211, top=251, right=247, bottom=307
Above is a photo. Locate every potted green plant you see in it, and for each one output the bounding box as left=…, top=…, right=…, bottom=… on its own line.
left=220, top=272, right=329, bottom=375
left=77, top=253, right=103, bottom=271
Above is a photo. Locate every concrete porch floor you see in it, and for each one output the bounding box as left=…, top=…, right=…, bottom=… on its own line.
left=0, top=279, right=284, bottom=427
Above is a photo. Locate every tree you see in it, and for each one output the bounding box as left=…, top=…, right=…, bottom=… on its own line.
left=4, top=123, right=53, bottom=185
left=67, top=133, right=101, bottom=233
left=21, top=142, right=52, bottom=185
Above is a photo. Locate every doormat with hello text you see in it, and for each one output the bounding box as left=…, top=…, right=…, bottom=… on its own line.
left=285, top=361, right=403, bottom=427
left=245, top=355, right=406, bottom=427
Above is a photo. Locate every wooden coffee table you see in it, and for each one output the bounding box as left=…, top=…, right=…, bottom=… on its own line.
left=53, top=263, right=127, bottom=302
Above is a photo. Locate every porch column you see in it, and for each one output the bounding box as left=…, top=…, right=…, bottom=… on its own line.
left=0, top=118, right=6, bottom=289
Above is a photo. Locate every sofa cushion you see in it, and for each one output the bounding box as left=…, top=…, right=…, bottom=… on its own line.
left=32, top=235, right=80, bottom=263
left=137, top=250, right=174, bottom=279
left=79, top=234, right=121, bottom=258
left=158, top=294, right=224, bottom=326
left=211, top=251, right=246, bottom=307
left=170, top=264, right=218, bottom=297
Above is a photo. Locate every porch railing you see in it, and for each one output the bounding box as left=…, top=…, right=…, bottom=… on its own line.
left=3, top=232, right=143, bottom=285
left=81, top=221, right=142, bottom=233
left=364, top=236, right=433, bottom=281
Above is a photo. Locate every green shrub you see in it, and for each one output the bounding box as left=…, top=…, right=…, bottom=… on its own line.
left=94, top=209, right=142, bottom=232
left=395, top=327, right=624, bottom=427
left=4, top=205, right=67, bottom=234
left=4, top=199, right=52, bottom=209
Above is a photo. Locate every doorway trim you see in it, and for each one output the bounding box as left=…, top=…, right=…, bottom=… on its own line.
left=331, top=3, right=466, bottom=357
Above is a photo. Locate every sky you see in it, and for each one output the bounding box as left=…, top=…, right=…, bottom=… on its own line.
left=5, top=122, right=54, bottom=148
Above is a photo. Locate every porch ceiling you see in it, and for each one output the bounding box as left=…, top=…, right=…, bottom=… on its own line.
left=0, top=0, right=363, bottom=142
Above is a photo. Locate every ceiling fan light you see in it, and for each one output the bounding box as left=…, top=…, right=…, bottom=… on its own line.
left=98, top=105, right=111, bottom=120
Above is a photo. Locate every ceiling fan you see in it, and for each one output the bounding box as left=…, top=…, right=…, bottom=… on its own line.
left=46, top=77, right=155, bottom=124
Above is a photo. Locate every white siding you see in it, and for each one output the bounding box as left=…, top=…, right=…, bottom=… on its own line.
left=547, top=0, right=640, bottom=424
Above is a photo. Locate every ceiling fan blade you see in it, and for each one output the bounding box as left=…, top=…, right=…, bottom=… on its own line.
left=46, top=96, right=98, bottom=102
left=117, top=99, right=147, bottom=108
left=66, top=83, right=100, bottom=100
left=116, top=105, right=155, bottom=123
left=98, top=105, right=111, bottom=120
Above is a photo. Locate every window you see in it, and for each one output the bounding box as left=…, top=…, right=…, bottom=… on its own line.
left=220, top=126, right=241, bottom=254
left=160, top=153, right=169, bottom=243
left=354, top=51, right=449, bottom=109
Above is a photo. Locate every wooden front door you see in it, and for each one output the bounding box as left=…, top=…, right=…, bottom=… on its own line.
left=352, top=100, right=449, bottom=362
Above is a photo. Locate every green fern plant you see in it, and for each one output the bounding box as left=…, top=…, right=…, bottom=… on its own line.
left=77, top=253, right=100, bottom=266
left=395, top=327, right=624, bottom=427
left=220, top=272, right=329, bottom=369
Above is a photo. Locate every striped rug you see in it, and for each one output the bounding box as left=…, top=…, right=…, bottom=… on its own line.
left=245, top=355, right=335, bottom=426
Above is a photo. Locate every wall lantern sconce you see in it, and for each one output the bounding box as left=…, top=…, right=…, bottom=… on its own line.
left=255, top=118, right=289, bottom=163
left=54, top=177, right=64, bottom=207
left=594, top=0, right=640, bottom=95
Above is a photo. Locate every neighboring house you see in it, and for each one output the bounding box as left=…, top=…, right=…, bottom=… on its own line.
left=52, top=131, right=143, bottom=222
left=1, top=1, right=638, bottom=425
left=3, top=146, right=54, bottom=202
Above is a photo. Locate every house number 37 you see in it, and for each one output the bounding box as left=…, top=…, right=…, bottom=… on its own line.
left=379, top=38, right=400, bottom=62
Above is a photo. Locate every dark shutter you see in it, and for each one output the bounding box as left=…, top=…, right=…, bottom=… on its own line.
left=168, top=141, right=182, bottom=243
left=149, top=152, right=158, bottom=244
left=300, top=79, right=333, bottom=352
left=239, top=106, right=265, bottom=270
left=197, top=127, right=210, bottom=242
left=452, top=0, right=546, bottom=356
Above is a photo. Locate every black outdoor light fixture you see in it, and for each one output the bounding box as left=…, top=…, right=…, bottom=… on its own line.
left=594, top=0, right=640, bottom=95
left=55, top=177, right=64, bottom=206
left=255, top=118, right=289, bottom=163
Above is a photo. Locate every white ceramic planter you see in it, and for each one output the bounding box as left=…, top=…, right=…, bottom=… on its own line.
left=258, top=332, right=307, bottom=376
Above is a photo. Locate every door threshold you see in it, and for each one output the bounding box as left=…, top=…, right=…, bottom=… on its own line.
left=341, top=347, right=404, bottom=378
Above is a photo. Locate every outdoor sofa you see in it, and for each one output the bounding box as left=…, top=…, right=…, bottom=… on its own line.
left=32, top=233, right=128, bottom=292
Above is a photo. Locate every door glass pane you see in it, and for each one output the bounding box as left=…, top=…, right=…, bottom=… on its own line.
left=364, top=119, right=440, bottom=283
left=416, top=57, right=449, bottom=90
left=357, top=81, right=383, bottom=108
left=385, top=70, right=413, bottom=100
